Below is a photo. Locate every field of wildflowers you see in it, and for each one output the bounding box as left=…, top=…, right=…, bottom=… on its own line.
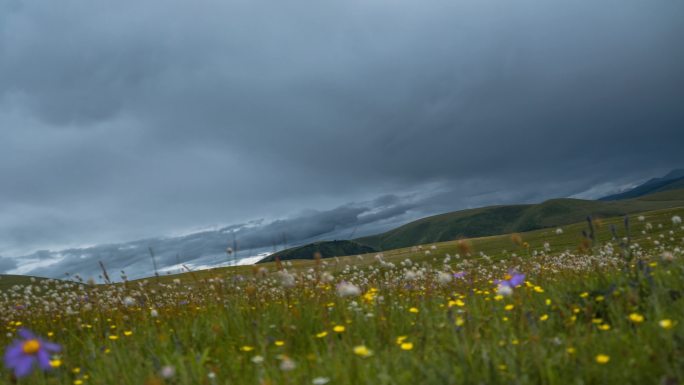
left=1, top=208, right=683, bottom=384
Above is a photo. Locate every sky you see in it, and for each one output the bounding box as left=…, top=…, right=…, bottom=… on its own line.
left=1, top=0, right=683, bottom=279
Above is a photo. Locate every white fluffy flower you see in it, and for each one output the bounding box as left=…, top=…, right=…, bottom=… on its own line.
left=279, top=358, right=296, bottom=371
left=436, top=271, right=452, bottom=285
left=123, top=296, right=136, bottom=307
left=320, top=272, right=334, bottom=283
left=404, top=271, right=418, bottom=281
left=496, top=285, right=513, bottom=296
left=336, top=282, right=361, bottom=297
left=277, top=271, right=296, bottom=288
left=160, top=365, right=175, bottom=379
left=251, top=355, right=264, bottom=364
left=672, top=215, right=682, bottom=225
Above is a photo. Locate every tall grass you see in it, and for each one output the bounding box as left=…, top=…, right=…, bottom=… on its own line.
left=0, top=208, right=683, bottom=384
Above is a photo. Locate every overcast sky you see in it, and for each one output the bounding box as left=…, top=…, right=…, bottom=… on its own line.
left=1, top=0, right=683, bottom=278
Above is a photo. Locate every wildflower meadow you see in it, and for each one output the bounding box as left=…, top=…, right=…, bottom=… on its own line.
left=1, top=208, right=683, bottom=384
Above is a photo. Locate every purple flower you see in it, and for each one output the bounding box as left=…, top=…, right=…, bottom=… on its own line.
left=495, top=270, right=526, bottom=288
left=4, top=329, right=61, bottom=378
left=453, top=271, right=466, bottom=279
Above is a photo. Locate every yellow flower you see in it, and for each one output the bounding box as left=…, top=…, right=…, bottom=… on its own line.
left=353, top=345, right=373, bottom=357
left=49, top=359, right=62, bottom=368
left=455, top=317, right=465, bottom=326
left=595, top=354, right=610, bottom=364
left=595, top=295, right=604, bottom=302
left=240, top=345, right=255, bottom=352
left=539, top=314, right=549, bottom=321
left=566, top=347, right=576, bottom=354
left=363, top=289, right=378, bottom=302
left=533, top=286, right=544, bottom=293
left=396, top=336, right=408, bottom=345
left=108, top=335, right=119, bottom=341
left=333, top=325, right=346, bottom=333
left=409, top=307, right=419, bottom=313
left=454, top=299, right=466, bottom=307
left=274, top=340, right=285, bottom=347
left=628, top=313, right=644, bottom=323
left=316, top=331, right=328, bottom=338
left=597, top=324, right=611, bottom=331
left=504, top=304, right=514, bottom=311
left=400, top=342, right=413, bottom=351
left=580, top=292, right=589, bottom=298
left=659, top=319, right=674, bottom=329
left=123, top=330, right=133, bottom=336
left=545, top=299, right=552, bottom=306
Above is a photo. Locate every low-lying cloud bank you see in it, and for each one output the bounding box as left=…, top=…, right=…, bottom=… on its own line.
left=4, top=193, right=425, bottom=279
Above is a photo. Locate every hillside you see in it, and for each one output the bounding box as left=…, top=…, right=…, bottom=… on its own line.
left=600, top=169, right=684, bottom=200
left=257, top=240, right=377, bottom=263
left=0, top=274, right=51, bottom=291
left=356, top=188, right=684, bottom=251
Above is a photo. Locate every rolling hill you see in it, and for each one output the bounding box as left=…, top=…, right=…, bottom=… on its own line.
left=257, top=240, right=377, bottom=263
left=354, top=188, right=684, bottom=251
left=0, top=274, right=52, bottom=291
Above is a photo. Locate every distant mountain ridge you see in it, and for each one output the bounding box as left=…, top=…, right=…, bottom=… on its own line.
left=599, top=169, right=684, bottom=201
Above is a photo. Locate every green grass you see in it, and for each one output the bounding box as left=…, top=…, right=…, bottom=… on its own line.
left=0, top=206, right=683, bottom=384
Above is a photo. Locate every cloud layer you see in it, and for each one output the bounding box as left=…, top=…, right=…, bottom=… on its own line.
left=1, top=0, right=683, bottom=276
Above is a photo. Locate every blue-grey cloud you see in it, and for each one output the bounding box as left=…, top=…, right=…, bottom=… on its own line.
left=1, top=0, right=683, bottom=276
left=16, top=193, right=423, bottom=279
left=0, top=256, right=17, bottom=274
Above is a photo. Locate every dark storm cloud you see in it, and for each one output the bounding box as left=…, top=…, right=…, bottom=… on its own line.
left=1, top=0, right=683, bottom=276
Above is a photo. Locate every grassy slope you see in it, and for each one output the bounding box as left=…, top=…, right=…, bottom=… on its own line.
left=1, top=205, right=683, bottom=384
left=0, top=275, right=50, bottom=291
left=257, top=240, right=376, bottom=263
left=124, top=204, right=684, bottom=286
left=356, top=189, right=684, bottom=251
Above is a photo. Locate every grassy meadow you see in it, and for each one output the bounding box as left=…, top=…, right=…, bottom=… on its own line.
left=1, top=207, right=683, bottom=384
